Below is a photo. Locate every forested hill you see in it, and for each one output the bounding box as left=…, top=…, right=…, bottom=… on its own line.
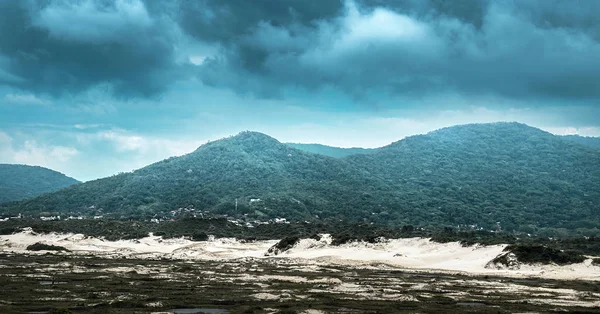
left=2, top=123, right=599, bottom=235
left=285, top=143, right=375, bottom=158
left=346, top=123, right=600, bottom=233
left=0, top=164, right=80, bottom=203
left=562, top=135, right=600, bottom=149
left=2, top=132, right=389, bottom=221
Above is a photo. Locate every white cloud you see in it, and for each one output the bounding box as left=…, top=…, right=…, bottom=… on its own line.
left=577, top=127, right=600, bottom=137
left=74, top=129, right=206, bottom=179
left=92, top=130, right=202, bottom=156
left=302, top=1, right=439, bottom=67
left=12, top=141, right=79, bottom=163
left=0, top=133, right=79, bottom=177
left=343, top=1, right=429, bottom=43
left=0, top=127, right=205, bottom=181
left=98, top=131, right=145, bottom=152
left=189, top=55, right=207, bottom=65
left=545, top=126, right=579, bottom=136
left=545, top=126, right=600, bottom=137
left=0, top=131, right=12, bottom=144
left=4, top=93, right=50, bottom=105
left=74, top=124, right=104, bottom=130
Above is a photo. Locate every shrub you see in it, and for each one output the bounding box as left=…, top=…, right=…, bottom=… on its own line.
left=0, top=227, right=19, bottom=235
left=26, top=242, right=70, bottom=252
left=503, top=245, right=585, bottom=265
left=191, top=232, right=209, bottom=241
left=266, top=236, right=300, bottom=255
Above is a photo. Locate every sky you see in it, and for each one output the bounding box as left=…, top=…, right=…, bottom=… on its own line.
left=0, top=0, right=599, bottom=181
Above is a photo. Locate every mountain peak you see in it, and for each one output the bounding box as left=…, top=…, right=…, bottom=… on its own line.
left=232, top=131, right=279, bottom=142
left=381, top=122, right=556, bottom=152
left=420, top=122, right=554, bottom=142
left=429, top=122, right=548, bottom=136
left=193, top=131, right=282, bottom=154
left=220, top=131, right=282, bottom=150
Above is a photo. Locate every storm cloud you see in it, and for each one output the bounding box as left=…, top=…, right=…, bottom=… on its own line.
left=186, top=0, right=600, bottom=102
left=0, top=0, right=598, bottom=103
left=0, top=0, right=191, bottom=97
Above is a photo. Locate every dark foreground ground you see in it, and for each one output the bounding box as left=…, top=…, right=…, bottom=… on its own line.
left=0, top=253, right=599, bottom=314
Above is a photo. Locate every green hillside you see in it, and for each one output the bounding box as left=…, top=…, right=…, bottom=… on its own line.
left=2, top=123, right=599, bottom=235
left=285, top=143, right=375, bottom=158
left=2, top=132, right=388, bottom=220
left=0, top=164, right=80, bottom=203
left=562, top=135, right=600, bottom=149
left=347, top=123, right=600, bottom=233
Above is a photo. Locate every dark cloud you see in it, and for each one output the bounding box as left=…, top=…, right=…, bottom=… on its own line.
left=0, top=0, right=191, bottom=98
left=173, top=0, right=344, bottom=43
left=0, top=0, right=598, bottom=104
left=180, top=0, right=600, bottom=103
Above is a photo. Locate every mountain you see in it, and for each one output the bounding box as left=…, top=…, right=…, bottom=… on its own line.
left=2, top=132, right=388, bottom=220
left=562, top=135, right=600, bottom=149
left=0, top=164, right=80, bottom=203
left=347, top=123, right=600, bottom=232
left=285, top=143, right=375, bottom=158
left=2, top=123, right=599, bottom=235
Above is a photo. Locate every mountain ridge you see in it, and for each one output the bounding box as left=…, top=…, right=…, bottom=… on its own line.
left=2, top=123, right=599, bottom=235
left=285, top=143, right=375, bottom=158
left=0, top=164, right=81, bottom=203
left=562, top=134, right=600, bottom=149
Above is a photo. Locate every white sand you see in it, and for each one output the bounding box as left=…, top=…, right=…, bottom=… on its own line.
left=281, top=235, right=506, bottom=272
left=1, top=229, right=598, bottom=281
left=0, top=228, right=276, bottom=260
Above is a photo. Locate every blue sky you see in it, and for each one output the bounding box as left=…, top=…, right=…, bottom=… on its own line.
left=1, top=0, right=599, bottom=181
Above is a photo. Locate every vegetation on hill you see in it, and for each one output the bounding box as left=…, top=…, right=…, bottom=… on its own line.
left=562, top=135, right=600, bottom=149
left=494, top=245, right=585, bottom=265
left=1, top=123, right=599, bottom=236
left=285, top=143, right=375, bottom=158
left=2, top=131, right=387, bottom=222
left=0, top=164, right=80, bottom=203
left=347, top=123, right=600, bottom=234
left=26, top=242, right=70, bottom=252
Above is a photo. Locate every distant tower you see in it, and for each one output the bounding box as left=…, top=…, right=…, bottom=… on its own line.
left=235, top=198, right=238, bottom=211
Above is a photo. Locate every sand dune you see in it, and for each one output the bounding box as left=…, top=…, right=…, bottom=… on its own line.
left=1, top=228, right=598, bottom=281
